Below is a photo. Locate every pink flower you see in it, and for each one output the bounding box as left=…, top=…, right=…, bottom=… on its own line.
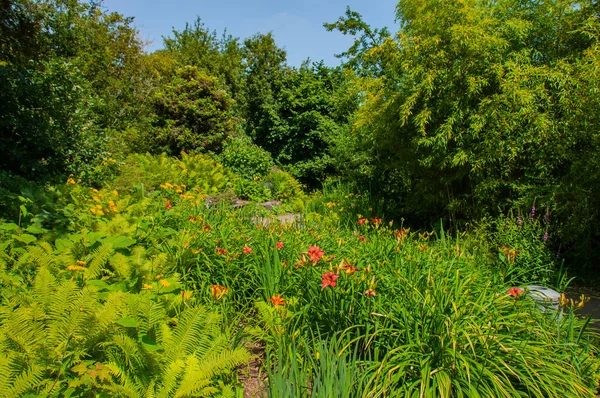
left=165, top=200, right=173, bottom=210
left=321, top=272, right=339, bottom=289
left=276, top=241, right=284, bottom=250
left=242, top=245, right=253, bottom=254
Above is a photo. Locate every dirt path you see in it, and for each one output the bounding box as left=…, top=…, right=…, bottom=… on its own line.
left=239, top=342, right=267, bottom=398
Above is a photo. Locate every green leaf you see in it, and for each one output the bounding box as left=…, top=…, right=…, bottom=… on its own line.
left=115, top=317, right=139, bottom=328
left=13, top=234, right=37, bottom=244
left=55, top=238, right=73, bottom=251
left=87, top=279, right=110, bottom=290
left=141, top=335, right=162, bottom=351
left=26, top=225, right=46, bottom=234
left=84, top=231, right=104, bottom=247
left=0, top=223, right=19, bottom=231
left=105, top=236, right=136, bottom=249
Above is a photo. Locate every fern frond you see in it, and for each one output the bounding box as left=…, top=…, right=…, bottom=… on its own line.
left=85, top=242, right=114, bottom=279
left=214, top=385, right=235, bottom=398
left=105, top=333, right=144, bottom=370
left=194, top=347, right=250, bottom=384
left=172, top=356, right=212, bottom=398
left=1, top=307, right=45, bottom=358
left=45, top=283, right=98, bottom=357
left=17, top=244, right=56, bottom=274
left=163, top=307, right=219, bottom=364
left=93, top=291, right=126, bottom=333
left=137, top=298, right=165, bottom=338
left=110, top=252, right=132, bottom=280
left=106, top=362, right=144, bottom=398
left=4, top=363, right=44, bottom=397
left=156, top=359, right=186, bottom=398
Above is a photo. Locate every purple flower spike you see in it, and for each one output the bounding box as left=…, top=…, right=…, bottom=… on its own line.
left=544, top=212, right=550, bottom=223
left=517, top=216, right=522, bottom=226
left=531, top=206, right=536, bottom=217
left=543, top=231, right=548, bottom=241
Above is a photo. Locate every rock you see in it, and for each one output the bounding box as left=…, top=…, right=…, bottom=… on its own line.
left=204, top=192, right=237, bottom=208
left=257, top=200, right=282, bottom=211
left=525, top=285, right=561, bottom=312
left=251, top=213, right=301, bottom=227
left=232, top=199, right=250, bottom=208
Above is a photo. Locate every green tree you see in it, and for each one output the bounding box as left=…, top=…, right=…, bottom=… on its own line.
left=242, top=33, right=355, bottom=187
left=333, top=0, right=600, bottom=266
left=164, top=17, right=245, bottom=103
left=0, top=0, right=149, bottom=180
left=324, top=6, right=391, bottom=77
left=148, top=66, right=238, bottom=155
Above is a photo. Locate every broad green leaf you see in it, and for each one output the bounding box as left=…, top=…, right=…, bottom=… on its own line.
left=55, top=238, right=73, bottom=251
left=105, top=235, right=136, bottom=249
left=0, top=223, right=19, bottom=231
left=13, top=234, right=37, bottom=244
left=87, top=279, right=110, bottom=290
left=115, top=317, right=139, bottom=328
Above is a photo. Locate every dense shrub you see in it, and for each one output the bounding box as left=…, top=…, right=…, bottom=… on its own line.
left=148, top=66, right=239, bottom=155
left=219, top=135, right=275, bottom=180
left=114, top=152, right=236, bottom=195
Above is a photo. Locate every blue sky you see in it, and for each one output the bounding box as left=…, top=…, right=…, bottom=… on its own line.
left=101, top=0, right=399, bottom=66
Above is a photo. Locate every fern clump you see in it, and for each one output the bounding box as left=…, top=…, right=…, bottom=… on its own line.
left=0, top=263, right=249, bottom=397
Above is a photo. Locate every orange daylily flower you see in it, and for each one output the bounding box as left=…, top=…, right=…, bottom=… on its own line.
left=307, top=246, right=325, bottom=263
left=507, top=287, right=524, bottom=298
left=341, top=262, right=359, bottom=275
left=210, top=284, right=229, bottom=300
left=321, top=272, right=339, bottom=289
left=270, top=294, right=285, bottom=307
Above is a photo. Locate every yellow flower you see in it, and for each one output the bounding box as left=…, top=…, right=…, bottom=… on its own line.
left=77, top=260, right=86, bottom=266
left=92, top=196, right=101, bottom=202
left=159, top=279, right=171, bottom=287
left=67, top=178, right=76, bottom=185
left=112, top=190, right=119, bottom=196
left=67, top=265, right=86, bottom=271
left=142, top=283, right=153, bottom=290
